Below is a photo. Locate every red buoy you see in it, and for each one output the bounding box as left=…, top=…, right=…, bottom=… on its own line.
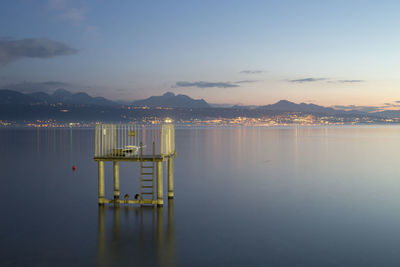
left=72, top=165, right=76, bottom=171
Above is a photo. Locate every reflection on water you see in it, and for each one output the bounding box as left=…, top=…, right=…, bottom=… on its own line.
left=97, top=200, right=175, bottom=267
left=3, top=126, right=400, bottom=266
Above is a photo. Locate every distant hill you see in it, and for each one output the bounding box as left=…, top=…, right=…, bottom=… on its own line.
left=0, top=89, right=115, bottom=106
left=0, top=90, right=34, bottom=105
left=258, top=100, right=340, bottom=114
left=209, top=103, right=234, bottom=108
left=231, top=104, right=259, bottom=109
left=373, top=110, right=400, bottom=118
left=132, top=92, right=210, bottom=108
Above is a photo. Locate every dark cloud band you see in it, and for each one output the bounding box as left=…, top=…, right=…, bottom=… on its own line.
left=239, top=70, right=264, bottom=74
left=333, top=105, right=380, bottom=112
left=289, top=78, right=327, bottom=83
left=337, top=80, right=364, bottom=83
left=0, top=38, right=78, bottom=64
left=176, top=81, right=238, bottom=88
left=235, top=80, right=258, bottom=84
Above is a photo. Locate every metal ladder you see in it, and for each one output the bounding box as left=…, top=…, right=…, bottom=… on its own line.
left=140, top=142, right=155, bottom=202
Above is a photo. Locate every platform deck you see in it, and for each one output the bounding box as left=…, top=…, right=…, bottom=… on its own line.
left=94, top=152, right=175, bottom=162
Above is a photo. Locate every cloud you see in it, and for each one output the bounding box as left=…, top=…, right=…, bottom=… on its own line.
left=48, top=0, right=85, bottom=24
left=0, top=38, right=78, bottom=64
left=381, top=102, right=400, bottom=108
left=289, top=78, right=327, bottom=83
left=334, top=100, right=400, bottom=113
left=235, top=80, right=259, bottom=84
left=289, top=78, right=365, bottom=84
left=333, top=105, right=381, bottom=113
left=47, top=0, right=97, bottom=36
left=337, top=80, right=364, bottom=83
left=176, top=81, right=239, bottom=88
left=1, top=81, right=71, bottom=93
left=239, top=70, right=264, bottom=74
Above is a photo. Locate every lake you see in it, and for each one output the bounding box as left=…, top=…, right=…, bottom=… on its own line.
left=1, top=126, right=400, bottom=266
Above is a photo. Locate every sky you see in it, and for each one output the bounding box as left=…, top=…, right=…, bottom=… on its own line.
left=1, top=0, right=400, bottom=110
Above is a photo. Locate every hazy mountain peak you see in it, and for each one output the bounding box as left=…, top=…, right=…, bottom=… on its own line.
left=276, top=100, right=293, bottom=104
left=132, top=92, right=210, bottom=108
left=53, top=88, right=71, bottom=96
left=163, top=92, right=175, bottom=97
left=259, top=99, right=339, bottom=114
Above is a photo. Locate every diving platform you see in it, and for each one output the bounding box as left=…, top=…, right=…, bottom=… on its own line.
left=94, top=123, right=176, bottom=206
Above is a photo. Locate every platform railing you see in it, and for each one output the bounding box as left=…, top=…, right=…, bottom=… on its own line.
left=161, top=124, right=175, bottom=156
left=94, top=123, right=175, bottom=158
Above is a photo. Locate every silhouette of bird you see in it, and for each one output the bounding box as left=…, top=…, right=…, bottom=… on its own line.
left=134, top=194, right=140, bottom=200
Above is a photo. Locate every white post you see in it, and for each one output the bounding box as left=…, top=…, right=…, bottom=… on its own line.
left=168, top=158, right=174, bottom=199
left=113, top=161, right=120, bottom=200
left=157, top=161, right=163, bottom=206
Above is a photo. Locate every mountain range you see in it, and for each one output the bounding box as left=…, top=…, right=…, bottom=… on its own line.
left=0, top=88, right=399, bottom=118
left=0, top=89, right=211, bottom=108
left=0, top=88, right=114, bottom=106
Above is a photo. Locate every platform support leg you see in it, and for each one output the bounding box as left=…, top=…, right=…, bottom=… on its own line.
left=98, top=161, right=105, bottom=205
left=113, top=161, right=120, bottom=201
left=168, top=158, right=174, bottom=199
left=157, top=161, right=163, bottom=206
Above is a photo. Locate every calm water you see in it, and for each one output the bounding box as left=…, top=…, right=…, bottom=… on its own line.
left=1, top=126, right=400, bottom=266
